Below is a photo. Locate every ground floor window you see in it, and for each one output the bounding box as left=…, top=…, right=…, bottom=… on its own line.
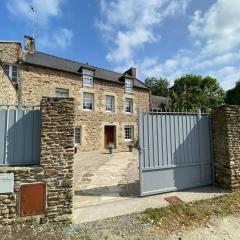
left=124, top=126, right=133, bottom=140
left=75, top=127, right=81, bottom=145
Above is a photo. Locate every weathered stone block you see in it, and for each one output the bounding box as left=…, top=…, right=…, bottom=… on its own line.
left=0, top=97, right=74, bottom=225
left=212, top=105, right=240, bottom=192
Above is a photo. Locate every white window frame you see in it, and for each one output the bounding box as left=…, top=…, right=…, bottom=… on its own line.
left=4, top=64, right=19, bottom=84
left=125, top=98, right=133, bottom=113
left=82, top=69, right=94, bottom=87
left=83, top=93, right=94, bottom=111
left=124, top=126, right=134, bottom=141
left=105, top=95, right=115, bottom=112
left=55, top=88, right=69, bottom=98
left=125, top=78, right=133, bottom=93
left=74, top=127, right=81, bottom=145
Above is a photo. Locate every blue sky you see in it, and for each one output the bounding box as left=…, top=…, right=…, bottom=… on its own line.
left=1, top=0, right=240, bottom=89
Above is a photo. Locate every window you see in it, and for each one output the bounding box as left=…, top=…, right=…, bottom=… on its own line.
left=105, top=95, right=114, bottom=112
left=124, top=126, right=133, bottom=140
left=4, top=64, right=18, bottom=84
left=125, top=78, right=133, bottom=93
left=83, top=93, right=94, bottom=110
left=75, top=127, right=81, bottom=145
left=55, top=88, right=69, bottom=97
left=82, top=69, right=94, bottom=87
left=125, top=98, right=133, bottom=113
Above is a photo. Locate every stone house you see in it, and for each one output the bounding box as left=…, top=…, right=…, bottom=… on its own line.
left=0, top=36, right=150, bottom=151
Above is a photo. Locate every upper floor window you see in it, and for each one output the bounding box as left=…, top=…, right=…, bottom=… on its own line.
left=55, top=88, right=69, bottom=98
left=105, top=95, right=115, bottom=112
left=125, top=78, right=133, bottom=93
left=82, top=69, right=94, bottom=87
left=125, top=98, right=133, bottom=113
left=83, top=93, right=94, bottom=110
left=4, top=64, right=18, bottom=84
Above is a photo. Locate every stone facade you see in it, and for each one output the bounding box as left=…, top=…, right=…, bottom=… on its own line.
left=0, top=97, right=74, bottom=224
left=0, top=41, right=150, bottom=151
left=0, top=42, right=20, bottom=103
left=0, top=42, right=21, bottom=63
left=0, top=64, right=17, bottom=102
left=212, top=105, right=240, bottom=191
left=18, top=64, right=149, bottom=151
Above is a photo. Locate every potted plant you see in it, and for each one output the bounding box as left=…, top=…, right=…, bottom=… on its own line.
left=128, top=139, right=138, bottom=152
left=128, top=143, right=133, bottom=152
left=128, top=141, right=135, bottom=152
left=108, top=142, right=115, bottom=154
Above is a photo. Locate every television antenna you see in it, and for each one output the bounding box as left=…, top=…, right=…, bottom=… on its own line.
left=29, top=5, right=37, bottom=38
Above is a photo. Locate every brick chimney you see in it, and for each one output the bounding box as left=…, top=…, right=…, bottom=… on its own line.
left=124, top=67, right=136, bottom=79
left=24, top=35, right=35, bottom=53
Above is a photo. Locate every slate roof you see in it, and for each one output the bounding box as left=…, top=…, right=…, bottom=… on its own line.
left=23, top=51, right=149, bottom=90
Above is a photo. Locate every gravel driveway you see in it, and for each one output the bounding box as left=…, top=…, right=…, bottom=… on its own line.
left=74, top=150, right=139, bottom=208
left=1, top=214, right=239, bottom=240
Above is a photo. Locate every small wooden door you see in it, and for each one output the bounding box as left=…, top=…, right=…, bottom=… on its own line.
left=20, top=183, right=46, bottom=217
left=104, top=126, right=115, bottom=148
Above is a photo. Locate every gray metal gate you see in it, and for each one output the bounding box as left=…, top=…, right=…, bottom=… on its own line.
left=139, top=109, right=213, bottom=196
left=0, top=104, right=41, bottom=166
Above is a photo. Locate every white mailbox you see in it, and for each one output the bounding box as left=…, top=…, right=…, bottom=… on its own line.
left=0, top=173, right=14, bottom=193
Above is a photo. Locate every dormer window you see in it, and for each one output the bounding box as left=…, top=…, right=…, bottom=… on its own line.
left=82, top=69, right=94, bottom=87
left=4, top=64, right=18, bottom=84
left=125, top=78, right=133, bottom=93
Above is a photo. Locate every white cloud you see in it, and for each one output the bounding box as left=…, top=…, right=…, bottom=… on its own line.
left=38, top=28, right=73, bottom=49
left=6, top=0, right=73, bottom=50
left=106, top=29, right=157, bottom=62
left=6, top=0, right=63, bottom=26
left=97, top=0, right=191, bottom=64
left=207, top=66, right=240, bottom=90
left=110, top=0, right=240, bottom=90
left=189, top=0, right=240, bottom=55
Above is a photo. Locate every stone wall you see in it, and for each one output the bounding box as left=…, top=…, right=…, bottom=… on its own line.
left=212, top=105, right=240, bottom=191
left=0, top=63, right=17, bottom=102
left=19, top=64, right=150, bottom=151
left=0, top=42, right=22, bottom=64
left=0, top=97, right=75, bottom=224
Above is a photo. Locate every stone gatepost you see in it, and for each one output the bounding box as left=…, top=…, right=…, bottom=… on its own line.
left=0, top=97, right=75, bottom=225
left=212, top=105, right=240, bottom=191
left=40, top=97, right=75, bottom=222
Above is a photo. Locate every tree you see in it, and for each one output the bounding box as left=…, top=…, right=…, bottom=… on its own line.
left=225, top=81, right=240, bottom=105
left=145, top=77, right=170, bottom=97
left=170, top=75, right=225, bottom=111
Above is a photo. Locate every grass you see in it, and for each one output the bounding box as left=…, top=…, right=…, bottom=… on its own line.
left=140, top=193, right=240, bottom=233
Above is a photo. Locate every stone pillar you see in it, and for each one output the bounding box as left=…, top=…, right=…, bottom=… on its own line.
left=212, top=105, right=240, bottom=191
left=40, top=97, right=75, bottom=222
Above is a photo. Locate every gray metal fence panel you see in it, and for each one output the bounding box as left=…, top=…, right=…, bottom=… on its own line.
left=0, top=106, right=41, bottom=166
left=139, top=110, right=213, bottom=196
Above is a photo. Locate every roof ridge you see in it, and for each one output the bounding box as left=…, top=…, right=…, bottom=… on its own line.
left=24, top=51, right=149, bottom=90
left=0, top=40, right=20, bottom=43
left=35, top=51, right=123, bottom=76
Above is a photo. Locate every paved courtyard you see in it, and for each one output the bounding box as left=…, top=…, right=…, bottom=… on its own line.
left=74, top=150, right=139, bottom=208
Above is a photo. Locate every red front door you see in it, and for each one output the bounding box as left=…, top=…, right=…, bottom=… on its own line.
left=104, top=126, right=115, bottom=148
